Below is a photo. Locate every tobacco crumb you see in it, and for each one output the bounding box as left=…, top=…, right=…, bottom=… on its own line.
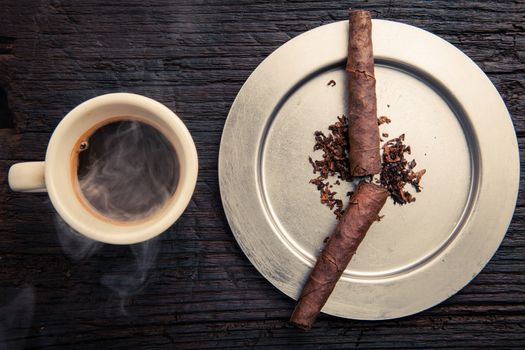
left=309, top=177, right=344, bottom=217
left=346, top=191, right=354, bottom=197
left=378, top=116, right=391, bottom=125
left=378, top=134, right=426, bottom=205
left=377, top=214, right=385, bottom=222
left=323, top=236, right=330, bottom=243
left=311, top=115, right=351, bottom=181
left=333, top=202, right=344, bottom=219
left=327, top=80, right=336, bottom=87
left=387, top=104, right=390, bottom=108
left=382, top=133, right=389, bottom=138
left=308, top=115, right=350, bottom=219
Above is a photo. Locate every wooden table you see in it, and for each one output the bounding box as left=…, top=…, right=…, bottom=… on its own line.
left=1, top=1, right=523, bottom=348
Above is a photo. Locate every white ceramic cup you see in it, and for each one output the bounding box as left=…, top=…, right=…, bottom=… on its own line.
left=8, top=93, right=198, bottom=244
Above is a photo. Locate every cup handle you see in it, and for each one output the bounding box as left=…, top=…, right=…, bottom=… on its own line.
left=8, top=162, right=47, bottom=192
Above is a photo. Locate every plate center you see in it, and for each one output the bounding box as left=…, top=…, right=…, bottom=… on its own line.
left=260, top=63, right=474, bottom=278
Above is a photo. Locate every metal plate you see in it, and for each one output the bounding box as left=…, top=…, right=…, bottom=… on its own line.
left=219, top=20, right=519, bottom=320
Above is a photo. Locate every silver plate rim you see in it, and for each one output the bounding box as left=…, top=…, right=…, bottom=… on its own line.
left=219, top=19, right=520, bottom=320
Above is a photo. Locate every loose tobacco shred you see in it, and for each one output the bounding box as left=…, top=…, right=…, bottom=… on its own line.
left=377, top=116, right=391, bottom=125
left=379, top=134, right=426, bottom=205
left=308, top=115, right=350, bottom=219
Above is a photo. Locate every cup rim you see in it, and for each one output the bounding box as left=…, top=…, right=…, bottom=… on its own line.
left=45, top=93, right=198, bottom=244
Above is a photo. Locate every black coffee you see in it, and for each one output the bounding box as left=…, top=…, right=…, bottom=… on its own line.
left=76, top=119, right=179, bottom=222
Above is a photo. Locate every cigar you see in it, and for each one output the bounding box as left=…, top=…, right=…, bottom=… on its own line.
left=347, top=10, right=382, bottom=176
left=290, top=182, right=388, bottom=330
left=290, top=9, right=386, bottom=330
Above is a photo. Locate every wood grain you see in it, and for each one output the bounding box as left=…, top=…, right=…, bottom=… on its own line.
left=0, top=0, right=523, bottom=349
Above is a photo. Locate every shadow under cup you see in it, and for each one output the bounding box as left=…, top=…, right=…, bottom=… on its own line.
left=45, top=94, right=197, bottom=244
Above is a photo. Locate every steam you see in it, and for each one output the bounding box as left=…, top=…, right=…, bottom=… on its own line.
left=101, top=237, right=160, bottom=314
left=54, top=213, right=160, bottom=314
left=54, top=213, right=102, bottom=261
left=77, top=120, right=179, bottom=222
left=0, top=286, right=35, bottom=350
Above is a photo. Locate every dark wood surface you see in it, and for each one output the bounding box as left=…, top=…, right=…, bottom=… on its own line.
left=1, top=1, right=524, bottom=348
